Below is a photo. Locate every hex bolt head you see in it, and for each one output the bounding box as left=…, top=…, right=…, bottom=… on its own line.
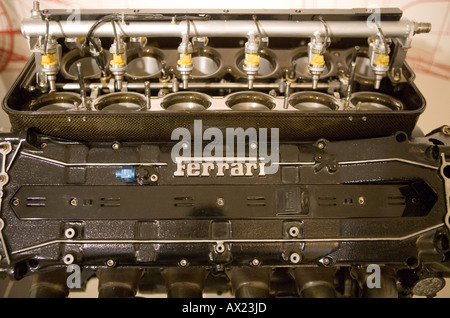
left=70, top=198, right=78, bottom=206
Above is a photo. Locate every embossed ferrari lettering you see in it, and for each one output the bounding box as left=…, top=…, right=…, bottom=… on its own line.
left=174, top=161, right=266, bottom=177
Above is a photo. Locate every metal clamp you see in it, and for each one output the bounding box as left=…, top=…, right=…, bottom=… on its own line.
left=440, top=153, right=450, bottom=231
left=0, top=142, right=12, bottom=264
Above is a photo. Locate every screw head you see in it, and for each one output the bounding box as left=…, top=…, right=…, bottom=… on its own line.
left=322, top=257, right=331, bottom=266
left=216, top=198, right=225, bottom=207
left=442, top=126, right=450, bottom=136
left=70, top=198, right=78, bottom=206
left=112, top=142, right=120, bottom=150
left=64, top=228, right=76, bottom=239
left=317, top=142, right=325, bottom=149
left=150, top=174, right=159, bottom=182
left=289, top=226, right=300, bottom=237
left=252, top=258, right=260, bottom=266
left=63, top=254, right=74, bottom=265
left=40, top=142, right=47, bottom=149
left=290, top=252, right=301, bottom=264
left=179, top=259, right=188, bottom=267
left=215, top=243, right=225, bottom=254
left=12, top=198, right=20, bottom=207
left=106, top=259, right=116, bottom=267
left=358, top=196, right=366, bottom=205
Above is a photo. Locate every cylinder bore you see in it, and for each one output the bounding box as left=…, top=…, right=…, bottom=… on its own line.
left=350, top=92, right=404, bottom=111
left=289, top=92, right=339, bottom=111
left=28, top=92, right=81, bottom=111
left=225, top=91, right=276, bottom=111
left=93, top=92, right=147, bottom=111
left=191, top=48, right=221, bottom=78
left=291, top=53, right=333, bottom=79
left=236, top=50, right=277, bottom=77
left=160, top=92, right=212, bottom=111
left=61, top=49, right=104, bottom=80
left=125, top=47, right=163, bottom=80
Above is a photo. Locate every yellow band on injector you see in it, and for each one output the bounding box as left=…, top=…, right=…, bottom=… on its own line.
left=309, top=53, right=325, bottom=66
left=110, top=54, right=126, bottom=66
left=41, top=54, right=58, bottom=66
left=178, top=54, right=193, bottom=66
left=244, top=53, right=260, bottom=66
left=374, top=53, right=389, bottom=65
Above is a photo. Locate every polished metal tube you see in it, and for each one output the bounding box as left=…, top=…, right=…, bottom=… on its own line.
left=56, top=82, right=330, bottom=90
left=22, top=18, right=421, bottom=39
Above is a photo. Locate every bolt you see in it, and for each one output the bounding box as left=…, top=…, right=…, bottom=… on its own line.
left=63, top=254, right=74, bottom=265
left=70, top=198, right=78, bottom=206
left=112, top=142, right=120, bottom=150
left=150, top=174, right=159, bottom=182
left=12, top=198, right=19, bottom=207
left=106, top=259, right=116, bottom=267
left=322, top=257, right=331, bottom=266
left=358, top=196, right=366, bottom=205
left=0, top=143, right=10, bottom=153
left=289, top=226, right=300, bottom=238
left=442, top=126, right=450, bottom=136
left=317, top=141, right=325, bottom=149
left=290, top=252, right=301, bottom=264
left=328, top=164, right=338, bottom=173
left=252, top=259, right=260, bottom=266
left=64, top=228, right=75, bottom=239
left=216, top=197, right=225, bottom=207
left=215, top=242, right=225, bottom=254
left=179, top=259, right=188, bottom=267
